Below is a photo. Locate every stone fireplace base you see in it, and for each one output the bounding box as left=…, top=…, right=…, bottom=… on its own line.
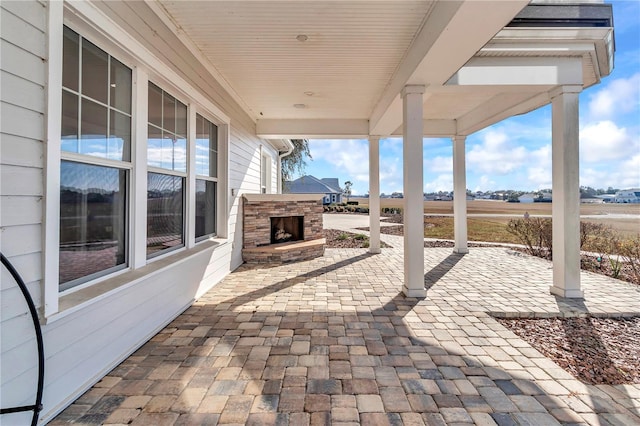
left=242, top=194, right=325, bottom=264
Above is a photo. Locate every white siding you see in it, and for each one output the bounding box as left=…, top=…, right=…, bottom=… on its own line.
left=0, top=1, right=47, bottom=424
left=1, top=1, right=281, bottom=424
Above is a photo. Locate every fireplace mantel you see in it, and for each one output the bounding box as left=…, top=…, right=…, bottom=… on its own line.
left=243, top=194, right=325, bottom=203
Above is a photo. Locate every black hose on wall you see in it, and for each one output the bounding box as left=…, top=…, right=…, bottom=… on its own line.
left=0, top=252, right=45, bottom=426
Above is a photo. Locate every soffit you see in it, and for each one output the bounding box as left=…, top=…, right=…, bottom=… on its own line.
left=156, top=0, right=435, bottom=120
left=145, top=1, right=611, bottom=139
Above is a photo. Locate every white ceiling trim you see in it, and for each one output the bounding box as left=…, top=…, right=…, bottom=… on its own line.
left=144, top=0, right=256, bottom=121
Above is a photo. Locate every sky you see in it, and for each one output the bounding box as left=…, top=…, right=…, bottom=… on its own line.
left=300, top=0, right=640, bottom=196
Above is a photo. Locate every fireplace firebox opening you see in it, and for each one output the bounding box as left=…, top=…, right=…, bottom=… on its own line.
left=271, top=216, right=304, bottom=244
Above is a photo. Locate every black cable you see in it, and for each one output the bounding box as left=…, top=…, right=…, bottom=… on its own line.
left=0, top=252, right=44, bottom=426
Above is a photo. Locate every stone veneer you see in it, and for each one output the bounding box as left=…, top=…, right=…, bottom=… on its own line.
left=242, top=194, right=325, bottom=263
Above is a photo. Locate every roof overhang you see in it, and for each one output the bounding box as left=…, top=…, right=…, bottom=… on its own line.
left=140, top=1, right=614, bottom=140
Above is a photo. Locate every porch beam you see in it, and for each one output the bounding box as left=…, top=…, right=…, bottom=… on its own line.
left=550, top=85, right=583, bottom=299
left=256, top=119, right=369, bottom=139
left=448, top=57, right=583, bottom=86
left=390, top=119, right=457, bottom=138
left=452, top=136, right=468, bottom=254
left=369, top=0, right=528, bottom=136
left=368, top=136, right=381, bottom=254
left=402, top=85, right=427, bottom=298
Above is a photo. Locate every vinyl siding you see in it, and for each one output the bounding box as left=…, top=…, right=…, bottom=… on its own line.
left=0, top=1, right=280, bottom=423
left=0, top=1, right=47, bottom=423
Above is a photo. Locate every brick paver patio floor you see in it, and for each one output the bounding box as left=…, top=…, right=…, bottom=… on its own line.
left=51, top=245, right=640, bottom=425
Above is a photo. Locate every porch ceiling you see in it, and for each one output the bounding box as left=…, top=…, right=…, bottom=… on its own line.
left=149, top=0, right=613, bottom=140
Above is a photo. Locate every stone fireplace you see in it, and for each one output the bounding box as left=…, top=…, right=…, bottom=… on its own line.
left=242, top=194, right=325, bottom=263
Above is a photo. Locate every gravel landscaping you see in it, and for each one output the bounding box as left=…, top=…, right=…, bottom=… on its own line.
left=498, top=317, right=640, bottom=385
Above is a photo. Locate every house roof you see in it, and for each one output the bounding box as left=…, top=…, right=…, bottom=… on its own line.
left=284, top=176, right=342, bottom=195
left=320, top=178, right=341, bottom=193
left=134, top=1, right=614, bottom=139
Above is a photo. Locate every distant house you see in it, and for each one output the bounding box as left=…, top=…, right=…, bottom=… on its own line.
left=539, top=191, right=553, bottom=202
left=518, top=193, right=536, bottom=203
left=614, top=189, right=640, bottom=203
left=284, top=175, right=343, bottom=204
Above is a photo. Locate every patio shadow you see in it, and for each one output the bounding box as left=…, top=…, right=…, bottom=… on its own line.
left=424, top=252, right=465, bottom=290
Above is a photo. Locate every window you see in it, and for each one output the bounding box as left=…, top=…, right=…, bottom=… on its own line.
left=147, top=83, right=187, bottom=257
left=261, top=152, right=271, bottom=194
left=195, top=114, right=218, bottom=240
left=59, top=26, right=131, bottom=289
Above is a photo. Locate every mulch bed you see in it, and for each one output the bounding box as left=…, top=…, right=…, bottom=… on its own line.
left=323, top=229, right=391, bottom=249
left=497, top=317, right=640, bottom=385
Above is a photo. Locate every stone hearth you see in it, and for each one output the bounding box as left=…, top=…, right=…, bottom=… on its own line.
left=242, top=194, right=325, bottom=263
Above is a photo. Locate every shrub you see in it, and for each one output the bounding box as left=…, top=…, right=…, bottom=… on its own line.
left=381, top=207, right=403, bottom=215
left=354, top=234, right=367, bottom=241
left=337, top=233, right=348, bottom=240
left=619, top=235, right=640, bottom=282
left=580, top=222, right=614, bottom=252
left=506, top=217, right=552, bottom=259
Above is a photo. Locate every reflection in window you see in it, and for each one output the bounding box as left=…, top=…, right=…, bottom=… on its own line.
left=147, top=172, right=184, bottom=257
left=61, top=26, right=131, bottom=162
left=195, top=114, right=218, bottom=177
left=195, top=180, right=216, bottom=240
left=147, top=82, right=187, bottom=172
left=195, top=114, right=218, bottom=240
left=59, top=161, right=127, bottom=289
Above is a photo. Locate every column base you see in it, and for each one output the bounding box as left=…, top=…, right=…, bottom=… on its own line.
left=549, top=285, right=584, bottom=299
left=403, top=285, right=427, bottom=298
left=368, top=247, right=381, bottom=254
left=453, top=247, right=469, bottom=254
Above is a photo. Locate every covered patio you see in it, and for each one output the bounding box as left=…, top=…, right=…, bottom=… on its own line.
left=50, top=236, right=640, bottom=425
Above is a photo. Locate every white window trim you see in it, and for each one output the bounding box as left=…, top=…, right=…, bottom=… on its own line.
left=260, top=147, right=272, bottom=194
left=43, top=1, right=231, bottom=319
left=192, top=111, right=220, bottom=244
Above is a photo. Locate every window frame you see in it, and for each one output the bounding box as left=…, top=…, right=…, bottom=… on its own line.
left=194, top=112, right=220, bottom=242
left=58, top=25, right=134, bottom=291
left=44, top=3, right=231, bottom=319
left=260, top=148, right=272, bottom=195
left=145, top=81, right=189, bottom=259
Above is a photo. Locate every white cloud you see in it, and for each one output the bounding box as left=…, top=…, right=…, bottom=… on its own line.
left=308, top=139, right=369, bottom=181
left=424, top=155, right=452, bottom=173
left=467, top=130, right=529, bottom=174
left=473, top=175, right=496, bottom=192
left=424, top=173, right=453, bottom=193
left=580, top=120, right=638, bottom=163
left=587, top=73, right=640, bottom=120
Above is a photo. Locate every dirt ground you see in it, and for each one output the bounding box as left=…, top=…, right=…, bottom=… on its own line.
left=350, top=198, right=640, bottom=238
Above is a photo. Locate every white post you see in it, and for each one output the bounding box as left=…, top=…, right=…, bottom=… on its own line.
left=369, top=136, right=381, bottom=254
left=402, top=85, right=426, bottom=298
left=550, top=85, right=583, bottom=298
left=452, top=136, right=468, bottom=254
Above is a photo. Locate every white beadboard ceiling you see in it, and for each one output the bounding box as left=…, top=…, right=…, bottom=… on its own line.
left=150, top=0, right=612, bottom=138
left=157, top=0, right=434, bottom=120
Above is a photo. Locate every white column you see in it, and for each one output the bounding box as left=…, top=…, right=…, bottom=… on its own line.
left=452, top=136, right=468, bottom=254
left=550, top=85, right=583, bottom=298
left=402, top=85, right=426, bottom=298
left=369, top=136, right=381, bottom=254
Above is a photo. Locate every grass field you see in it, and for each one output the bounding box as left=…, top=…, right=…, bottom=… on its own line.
left=350, top=197, right=640, bottom=240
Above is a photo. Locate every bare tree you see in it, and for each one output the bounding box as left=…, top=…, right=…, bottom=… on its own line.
left=343, top=181, right=353, bottom=203
left=281, top=139, right=312, bottom=190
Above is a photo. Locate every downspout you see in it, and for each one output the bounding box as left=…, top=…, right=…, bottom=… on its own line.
left=277, top=139, right=295, bottom=194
